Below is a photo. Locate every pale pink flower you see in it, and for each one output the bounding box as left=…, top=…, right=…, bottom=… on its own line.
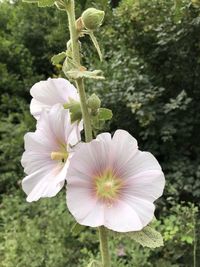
left=21, top=104, right=80, bottom=202
left=30, top=78, right=79, bottom=120
left=66, top=130, right=165, bottom=232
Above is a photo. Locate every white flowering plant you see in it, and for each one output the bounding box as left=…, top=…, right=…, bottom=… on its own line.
left=21, top=1, right=165, bottom=266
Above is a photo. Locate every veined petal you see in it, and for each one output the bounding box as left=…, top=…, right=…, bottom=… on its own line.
left=110, top=130, right=138, bottom=176
left=121, top=194, right=155, bottom=227
left=21, top=104, right=80, bottom=202
left=123, top=170, right=165, bottom=202
left=67, top=183, right=101, bottom=226
left=30, top=78, right=79, bottom=119
left=66, top=129, right=165, bottom=232
left=119, top=151, right=162, bottom=179
left=30, top=99, right=50, bottom=120
left=48, top=104, right=70, bottom=144
left=23, top=162, right=68, bottom=202
left=21, top=150, right=55, bottom=175
left=23, top=131, right=57, bottom=153
left=104, top=200, right=143, bottom=232
left=30, top=78, right=77, bottom=105
left=67, top=140, right=110, bottom=177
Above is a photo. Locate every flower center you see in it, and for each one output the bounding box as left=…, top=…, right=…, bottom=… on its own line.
left=94, top=170, right=122, bottom=201
left=51, top=151, right=68, bottom=163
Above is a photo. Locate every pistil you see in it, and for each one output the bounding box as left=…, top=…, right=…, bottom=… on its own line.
left=95, top=170, right=122, bottom=201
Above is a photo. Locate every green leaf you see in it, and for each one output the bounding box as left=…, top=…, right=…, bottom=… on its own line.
left=87, top=260, right=102, bottom=267
left=66, top=69, right=105, bottom=80
left=129, top=226, right=163, bottom=248
left=126, top=225, right=163, bottom=248
left=71, top=223, right=86, bottom=235
left=51, top=52, right=66, bottom=65
left=98, top=108, right=113, bottom=121
left=109, top=222, right=163, bottom=248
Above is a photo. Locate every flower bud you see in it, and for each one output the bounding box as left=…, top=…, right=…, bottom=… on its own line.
left=81, top=8, right=105, bottom=30
left=87, top=93, right=101, bottom=110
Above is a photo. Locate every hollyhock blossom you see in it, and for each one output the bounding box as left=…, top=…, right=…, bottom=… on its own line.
left=21, top=104, right=80, bottom=202
left=30, top=78, right=79, bottom=120
left=66, top=130, right=165, bottom=232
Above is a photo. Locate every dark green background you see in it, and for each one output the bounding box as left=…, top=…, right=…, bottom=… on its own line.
left=0, top=0, right=199, bottom=266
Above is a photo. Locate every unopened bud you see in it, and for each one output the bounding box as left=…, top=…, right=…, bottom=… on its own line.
left=81, top=8, right=105, bottom=30
left=87, top=93, right=101, bottom=110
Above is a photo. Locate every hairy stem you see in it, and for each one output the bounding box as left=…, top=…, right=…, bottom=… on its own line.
left=66, top=2, right=111, bottom=266
left=99, top=227, right=111, bottom=267
left=66, top=0, right=92, bottom=142
left=76, top=78, right=93, bottom=141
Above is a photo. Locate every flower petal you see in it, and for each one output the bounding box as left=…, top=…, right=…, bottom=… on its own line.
left=124, top=170, right=165, bottom=202
left=22, top=162, right=68, bottom=202
left=110, top=130, right=138, bottom=176
left=119, top=151, right=162, bottom=179
left=21, top=104, right=80, bottom=202
left=67, top=180, right=103, bottom=226
left=67, top=140, right=110, bottom=177
left=21, top=150, right=55, bottom=175
left=30, top=78, right=79, bottom=119
left=104, top=200, right=143, bottom=232
left=121, top=195, right=155, bottom=227
left=30, top=99, right=50, bottom=120
left=66, top=129, right=165, bottom=232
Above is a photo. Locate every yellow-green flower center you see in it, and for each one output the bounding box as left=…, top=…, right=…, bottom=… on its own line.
left=51, top=151, right=68, bottom=163
left=94, top=170, right=122, bottom=201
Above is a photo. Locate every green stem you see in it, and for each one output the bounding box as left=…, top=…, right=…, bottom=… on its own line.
left=99, top=227, right=111, bottom=267
left=66, top=0, right=92, bottom=142
left=76, top=78, right=93, bottom=141
left=66, top=0, right=80, bottom=65
left=66, top=2, right=111, bottom=266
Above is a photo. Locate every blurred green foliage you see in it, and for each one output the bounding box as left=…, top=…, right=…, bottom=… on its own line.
left=0, top=0, right=199, bottom=266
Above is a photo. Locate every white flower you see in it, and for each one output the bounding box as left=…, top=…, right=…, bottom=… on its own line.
left=21, top=104, right=80, bottom=202
left=30, top=78, right=79, bottom=120
left=66, top=130, right=165, bottom=232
